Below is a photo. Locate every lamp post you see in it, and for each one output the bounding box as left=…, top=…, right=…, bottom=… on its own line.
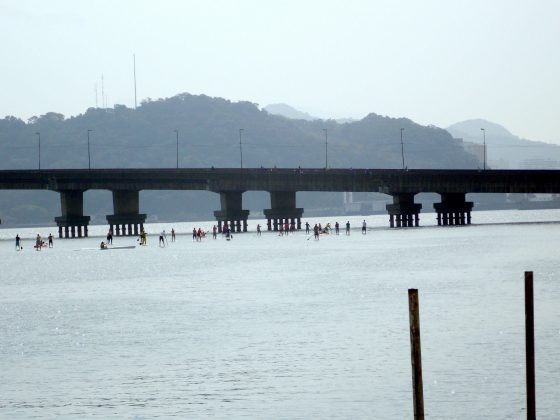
left=174, top=129, right=179, bottom=168
left=35, top=132, right=41, bottom=170
left=480, top=128, right=486, bottom=170
left=323, top=128, right=328, bottom=169
left=400, top=128, right=405, bottom=170
left=239, top=128, right=244, bottom=169
left=87, top=129, right=92, bottom=169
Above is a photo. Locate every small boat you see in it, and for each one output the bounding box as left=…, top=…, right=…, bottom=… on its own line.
left=75, top=245, right=136, bottom=251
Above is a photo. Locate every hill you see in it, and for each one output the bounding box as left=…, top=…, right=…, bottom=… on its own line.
left=263, top=103, right=318, bottom=121
left=448, top=119, right=560, bottom=169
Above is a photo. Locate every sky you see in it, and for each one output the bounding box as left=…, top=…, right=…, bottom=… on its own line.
left=1, top=0, right=559, bottom=143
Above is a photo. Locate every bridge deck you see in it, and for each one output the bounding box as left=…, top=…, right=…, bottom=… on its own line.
left=0, top=168, right=560, bottom=194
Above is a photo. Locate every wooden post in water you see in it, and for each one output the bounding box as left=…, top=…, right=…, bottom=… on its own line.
left=408, top=288, right=425, bottom=420
left=525, top=271, right=536, bottom=420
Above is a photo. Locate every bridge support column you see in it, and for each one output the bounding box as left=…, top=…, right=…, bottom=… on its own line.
left=386, top=193, right=422, bottom=228
left=54, top=190, right=91, bottom=239
left=213, top=191, right=250, bottom=233
left=433, top=193, right=473, bottom=226
left=263, top=191, right=304, bottom=231
left=106, top=190, right=147, bottom=236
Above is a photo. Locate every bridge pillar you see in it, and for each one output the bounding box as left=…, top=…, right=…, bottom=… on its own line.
left=263, top=191, right=304, bottom=231
left=386, top=193, right=422, bottom=228
left=213, top=191, right=250, bottom=233
left=433, top=193, right=473, bottom=226
left=106, top=190, right=147, bottom=236
left=54, top=190, right=91, bottom=239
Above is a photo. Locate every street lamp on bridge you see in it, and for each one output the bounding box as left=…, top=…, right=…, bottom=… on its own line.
left=87, top=129, right=92, bottom=169
left=400, top=128, right=406, bottom=170
left=35, top=132, right=41, bottom=170
left=174, top=129, right=179, bottom=168
left=239, top=128, right=244, bottom=169
left=480, top=128, right=486, bottom=170
left=323, top=128, right=328, bottom=169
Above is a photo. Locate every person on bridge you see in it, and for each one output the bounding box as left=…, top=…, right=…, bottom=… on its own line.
left=345, top=221, right=350, bottom=235
left=362, top=220, right=367, bottom=234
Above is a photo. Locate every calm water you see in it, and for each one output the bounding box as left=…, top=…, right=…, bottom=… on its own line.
left=1, top=210, right=559, bottom=419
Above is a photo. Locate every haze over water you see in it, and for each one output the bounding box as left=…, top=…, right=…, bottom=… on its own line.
left=1, top=210, right=559, bottom=419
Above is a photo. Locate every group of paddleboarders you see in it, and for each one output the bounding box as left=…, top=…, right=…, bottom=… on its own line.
left=14, top=233, right=53, bottom=251
left=14, top=219, right=371, bottom=251
left=222, top=225, right=233, bottom=240
left=277, top=222, right=296, bottom=236
left=307, top=219, right=368, bottom=240
left=192, top=228, right=206, bottom=241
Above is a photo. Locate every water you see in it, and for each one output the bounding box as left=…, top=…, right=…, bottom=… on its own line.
left=1, top=210, right=559, bottom=419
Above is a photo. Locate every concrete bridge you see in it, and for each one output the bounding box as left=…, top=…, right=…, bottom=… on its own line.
left=1, top=168, right=559, bottom=237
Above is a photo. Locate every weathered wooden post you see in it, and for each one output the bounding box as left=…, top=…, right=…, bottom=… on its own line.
left=408, top=288, right=425, bottom=420
left=525, top=271, right=536, bottom=420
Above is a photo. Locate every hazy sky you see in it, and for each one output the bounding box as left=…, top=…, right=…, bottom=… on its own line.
left=2, top=0, right=559, bottom=142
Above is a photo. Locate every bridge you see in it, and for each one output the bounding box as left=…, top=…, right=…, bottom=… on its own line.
left=1, top=168, right=559, bottom=238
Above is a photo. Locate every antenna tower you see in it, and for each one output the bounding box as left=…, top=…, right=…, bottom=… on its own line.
left=133, top=54, right=138, bottom=109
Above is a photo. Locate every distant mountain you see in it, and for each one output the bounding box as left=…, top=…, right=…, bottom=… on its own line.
left=263, top=103, right=318, bottom=121
left=448, top=119, right=560, bottom=169
left=264, top=103, right=357, bottom=124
